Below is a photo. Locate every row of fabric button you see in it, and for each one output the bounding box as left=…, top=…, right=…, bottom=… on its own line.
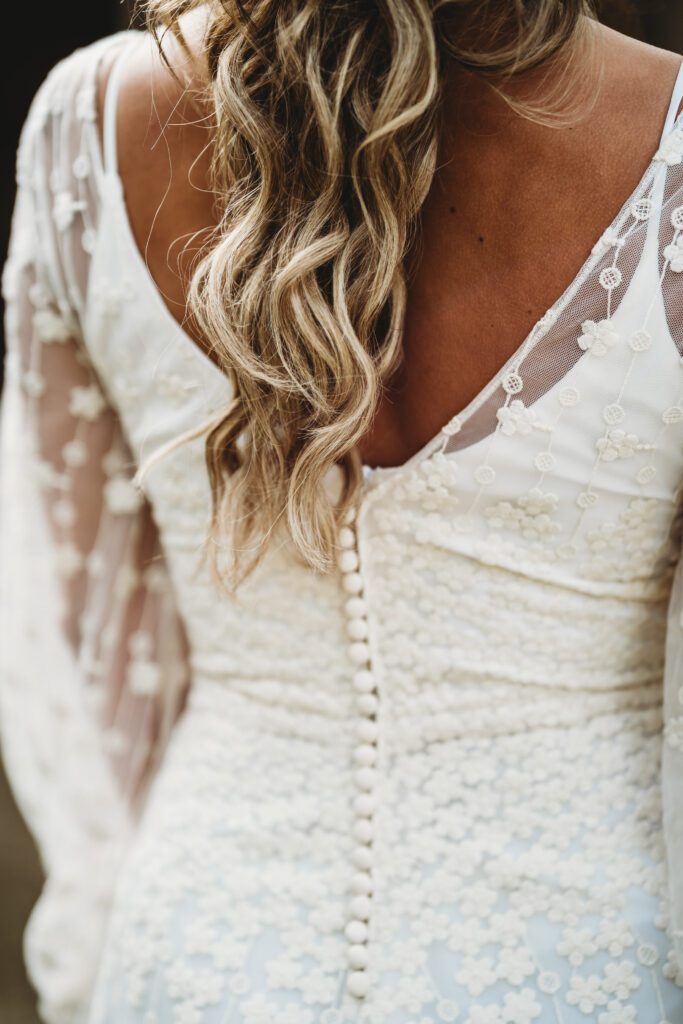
left=339, top=505, right=378, bottom=999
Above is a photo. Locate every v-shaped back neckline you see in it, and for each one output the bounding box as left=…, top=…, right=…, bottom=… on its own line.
left=99, top=32, right=683, bottom=480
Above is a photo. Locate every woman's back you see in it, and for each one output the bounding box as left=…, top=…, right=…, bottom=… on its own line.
left=3, top=9, right=683, bottom=1024
left=102, top=13, right=683, bottom=467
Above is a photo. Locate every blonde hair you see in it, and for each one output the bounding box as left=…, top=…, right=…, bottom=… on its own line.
left=141, top=0, right=598, bottom=587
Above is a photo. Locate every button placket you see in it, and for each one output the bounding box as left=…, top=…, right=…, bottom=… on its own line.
left=339, top=503, right=379, bottom=1000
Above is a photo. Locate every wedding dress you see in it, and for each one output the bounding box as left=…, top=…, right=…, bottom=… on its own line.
left=3, top=27, right=683, bottom=1024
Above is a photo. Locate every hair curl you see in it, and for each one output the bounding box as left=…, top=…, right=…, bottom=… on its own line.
left=139, top=0, right=598, bottom=587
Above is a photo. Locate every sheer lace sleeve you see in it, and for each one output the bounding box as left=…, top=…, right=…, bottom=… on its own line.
left=0, top=37, right=190, bottom=1024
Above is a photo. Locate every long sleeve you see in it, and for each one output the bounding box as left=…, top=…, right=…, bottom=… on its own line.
left=0, top=39, right=190, bottom=1024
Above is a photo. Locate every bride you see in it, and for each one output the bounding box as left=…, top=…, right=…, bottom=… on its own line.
left=2, top=2, right=683, bottom=1022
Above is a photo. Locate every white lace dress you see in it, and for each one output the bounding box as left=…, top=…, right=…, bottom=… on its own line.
left=3, top=28, right=683, bottom=1024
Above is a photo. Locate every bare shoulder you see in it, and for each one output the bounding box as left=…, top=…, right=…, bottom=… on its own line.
left=95, top=3, right=212, bottom=115
left=95, top=8, right=214, bottom=180
left=93, top=9, right=216, bottom=327
left=87, top=10, right=683, bottom=345
left=594, top=21, right=683, bottom=120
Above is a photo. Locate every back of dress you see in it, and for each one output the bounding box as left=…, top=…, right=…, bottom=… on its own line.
left=3, top=27, right=683, bottom=1024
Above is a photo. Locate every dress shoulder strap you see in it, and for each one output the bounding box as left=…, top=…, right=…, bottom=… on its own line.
left=103, top=33, right=140, bottom=176
left=659, top=59, right=683, bottom=147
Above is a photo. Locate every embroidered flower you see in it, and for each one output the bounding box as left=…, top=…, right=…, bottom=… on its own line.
left=192, top=969, right=224, bottom=1007
left=300, top=969, right=333, bottom=1005
left=591, top=229, right=624, bottom=257
left=601, top=960, right=641, bottom=1000
left=599, top=266, right=622, bottom=291
left=458, top=882, right=497, bottom=919
left=101, top=449, right=131, bottom=478
left=558, top=385, right=581, bottom=407
left=53, top=190, right=87, bottom=231
left=34, top=306, right=74, bottom=343
left=157, top=373, right=201, bottom=400
left=636, top=943, right=659, bottom=967
left=663, top=948, right=683, bottom=985
left=448, top=919, right=489, bottom=956
left=23, top=369, right=46, bottom=398
left=622, top=495, right=661, bottom=526
left=62, top=439, right=88, bottom=468
left=665, top=715, right=683, bottom=751
left=419, top=451, right=459, bottom=491
left=103, top=475, right=144, bottom=515
left=213, top=934, right=250, bottom=973
left=565, top=974, right=608, bottom=1013
left=278, top=1010, right=314, bottom=1024
left=496, top=399, right=547, bottom=437
left=584, top=495, right=662, bottom=581
left=435, top=998, right=460, bottom=1021
left=488, top=911, right=526, bottom=949
left=501, top=988, right=542, bottom=1024
left=596, top=920, right=635, bottom=957
left=127, top=659, right=162, bottom=698
left=75, top=84, right=97, bottom=121
left=655, top=127, right=683, bottom=165
left=518, top=487, right=559, bottom=516
left=320, top=1012, right=343, bottom=1024
left=143, top=563, right=170, bottom=594
left=664, top=236, right=683, bottom=272
left=229, top=972, right=252, bottom=997
left=662, top=405, right=683, bottom=424
left=484, top=486, right=561, bottom=542
left=598, top=1003, right=637, bottom=1024
left=577, top=318, right=620, bottom=357
left=495, top=946, right=535, bottom=985
left=465, top=1007, right=502, bottom=1024
left=68, top=383, right=107, bottom=421
left=241, top=994, right=276, bottom=1024
left=92, top=279, right=134, bottom=318
left=474, top=464, right=496, bottom=486
left=455, top=956, right=497, bottom=996
left=483, top=501, right=521, bottom=530
left=629, top=329, right=652, bottom=351
left=53, top=540, right=84, bottom=579
left=72, top=153, right=90, bottom=179
left=174, top=1004, right=200, bottom=1024
left=442, top=415, right=462, bottom=437
left=537, top=971, right=561, bottom=994
left=631, top=197, right=654, bottom=222
left=595, top=428, right=641, bottom=461
left=180, top=920, right=215, bottom=959
left=557, top=926, right=599, bottom=967
left=81, top=227, right=96, bottom=253
left=52, top=498, right=76, bottom=528
left=34, top=458, right=65, bottom=490
left=28, top=281, right=51, bottom=308
left=534, top=450, right=557, bottom=473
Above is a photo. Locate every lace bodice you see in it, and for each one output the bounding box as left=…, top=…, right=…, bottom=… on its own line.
left=3, top=28, right=683, bottom=1024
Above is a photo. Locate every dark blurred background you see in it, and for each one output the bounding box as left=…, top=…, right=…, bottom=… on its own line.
left=1, top=1, right=683, bottom=1021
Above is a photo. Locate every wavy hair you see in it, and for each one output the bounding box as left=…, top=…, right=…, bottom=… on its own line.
left=140, top=0, right=598, bottom=586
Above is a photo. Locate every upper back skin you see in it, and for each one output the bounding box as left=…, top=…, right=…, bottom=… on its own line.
left=96, top=9, right=683, bottom=471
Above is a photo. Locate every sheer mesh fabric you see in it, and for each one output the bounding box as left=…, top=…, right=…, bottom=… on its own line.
left=443, top=144, right=682, bottom=454
left=659, top=138, right=683, bottom=355
left=0, top=36, right=189, bottom=1024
